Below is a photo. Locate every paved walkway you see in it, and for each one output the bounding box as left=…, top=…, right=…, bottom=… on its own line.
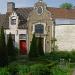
left=72, top=69, right=75, bottom=75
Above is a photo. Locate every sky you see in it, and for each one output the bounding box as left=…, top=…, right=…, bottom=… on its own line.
left=0, top=0, right=75, bottom=14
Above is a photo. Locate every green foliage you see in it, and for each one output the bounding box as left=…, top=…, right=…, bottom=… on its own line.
left=69, top=51, right=75, bottom=62
left=38, top=37, right=44, bottom=56
left=18, top=65, right=30, bottom=75
left=49, top=51, right=69, bottom=61
left=51, top=65, right=72, bottom=75
left=60, top=3, right=73, bottom=9
left=0, top=26, right=8, bottom=67
left=30, top=64, right=50, bottom=75
left=0, top=67, right=9, bottom=75
left=29, top=34, right=44, bottom=58
left=48, top=51, right=75, bottom=62
left=7, top=63, right=51, bottom=75
left=8, top=63, right=19, bottom=75
left=7, top=33, right=17, bottom=62
left=28, top=34, right=38, bottom=58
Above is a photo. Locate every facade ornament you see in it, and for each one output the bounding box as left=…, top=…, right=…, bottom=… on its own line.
left=7, top=0, right=12, bottom=2
left=38, top=0, right=43, bottom=2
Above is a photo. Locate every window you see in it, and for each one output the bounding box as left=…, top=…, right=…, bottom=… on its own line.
left=19, top=34, right=27, bottom=39
left=37, top=7, right=43, bottom=15
left=11, top=16, right=16, bottom=25
left=35, top=24, right=44, bottom=34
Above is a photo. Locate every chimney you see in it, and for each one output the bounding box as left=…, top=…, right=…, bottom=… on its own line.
left=7, top=2, right=15, bottom=13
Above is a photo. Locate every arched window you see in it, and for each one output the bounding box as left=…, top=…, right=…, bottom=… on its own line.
left=35, top=24, right=44, bottom=33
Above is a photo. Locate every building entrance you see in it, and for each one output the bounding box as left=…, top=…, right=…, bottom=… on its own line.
left=20, top=40, right=27, bottom=55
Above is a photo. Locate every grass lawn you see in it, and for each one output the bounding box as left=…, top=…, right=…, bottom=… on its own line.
left=0, top=61, right=74, bottom=75
left=0, top=55, right=75, bottom=75
left=51, top=64, right=72, bottom=75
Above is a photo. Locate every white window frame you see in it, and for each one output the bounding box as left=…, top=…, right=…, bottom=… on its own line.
left=11, top=16, right=16, bottom=25
left=32, top=22, right=46, bottom=34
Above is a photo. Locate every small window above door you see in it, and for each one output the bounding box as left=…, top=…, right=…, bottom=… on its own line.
left=35, top=24, right=44, bottom=34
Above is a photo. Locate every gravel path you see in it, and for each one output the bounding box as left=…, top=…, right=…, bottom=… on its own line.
left=72, top=69, right=75, bottom=75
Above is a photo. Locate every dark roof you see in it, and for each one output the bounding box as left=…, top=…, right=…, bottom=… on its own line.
left=0, top=7, right=75, bottom=29
left=0, top=8, right=33, bottom=29
left=15, top=7, right=33, bottom=29
left=0, top=14, right=9, bottom=29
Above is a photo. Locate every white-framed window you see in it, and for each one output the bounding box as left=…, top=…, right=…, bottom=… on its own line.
left=35, top=24, right=44, bottom=34
left=19, top=34, right=27, bottom=39
left=11, top=16, right=16, bottom=25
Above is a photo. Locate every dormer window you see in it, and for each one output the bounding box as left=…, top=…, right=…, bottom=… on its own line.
left=11, top=16, right=16, bottom=25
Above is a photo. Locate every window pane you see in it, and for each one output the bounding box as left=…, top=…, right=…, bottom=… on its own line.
left=35, top=24, right=44, bottom=33
left=11, top=19, right=16, bottom=25
left=19, top=34, right=27, bottom=39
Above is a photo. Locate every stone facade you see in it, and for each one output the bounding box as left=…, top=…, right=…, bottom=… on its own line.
left=27, top=1, right=54, bottom=53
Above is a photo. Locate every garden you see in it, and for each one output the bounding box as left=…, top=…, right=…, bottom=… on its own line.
left=0, top=26, right=75, bottom=75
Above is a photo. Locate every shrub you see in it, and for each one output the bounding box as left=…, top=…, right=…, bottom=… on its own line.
left=18, top=65, right=30, bottom=75
left=8, top=63, right=19, bottom=75
left=7, top=33, right=17, bottom=62
left=0, top=67, right=9, bottom=75
left=38, top=37, right=44, bottom=56
left=29, top=34, right=38, bottom=58
left=49, top=51, right=69, bottom=62
left=49, top=51, right=75, bottom=63
left=30, top=64, right=50, bottom=75
left=0, top=26, right=8, bottom=67
left=69, top=51, right=75, bottom=62
left=29, top=34, right=45, bottom=59
left=51, top=65, right=72, bottom=75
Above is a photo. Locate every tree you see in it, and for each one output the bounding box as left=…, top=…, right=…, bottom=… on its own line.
left=28, top=34, right=38, bottom=58
left=60, top=3, right=73, bottom=9
left=0, top=26, right=8, bottom=67
left=7, top=33, right=16, bottom=62
left=38, top=37, right=44, bottom=56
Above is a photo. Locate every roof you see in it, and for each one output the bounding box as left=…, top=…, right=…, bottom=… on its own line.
left=15, top=7, right=33, bottom=29
left=0, top=7, right=75, bottom=29
left=0, top=8, right=33, bottom=29
left=0, top=14, right=9, bottom=29
left=47, top=7, right=75, bottom=19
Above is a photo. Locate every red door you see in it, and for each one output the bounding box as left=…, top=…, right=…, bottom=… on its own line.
left=20, top=40, right=27, bottom=55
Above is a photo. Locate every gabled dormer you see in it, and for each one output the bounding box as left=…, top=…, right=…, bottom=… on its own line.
left=9, top=12, right=19, bottom=29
